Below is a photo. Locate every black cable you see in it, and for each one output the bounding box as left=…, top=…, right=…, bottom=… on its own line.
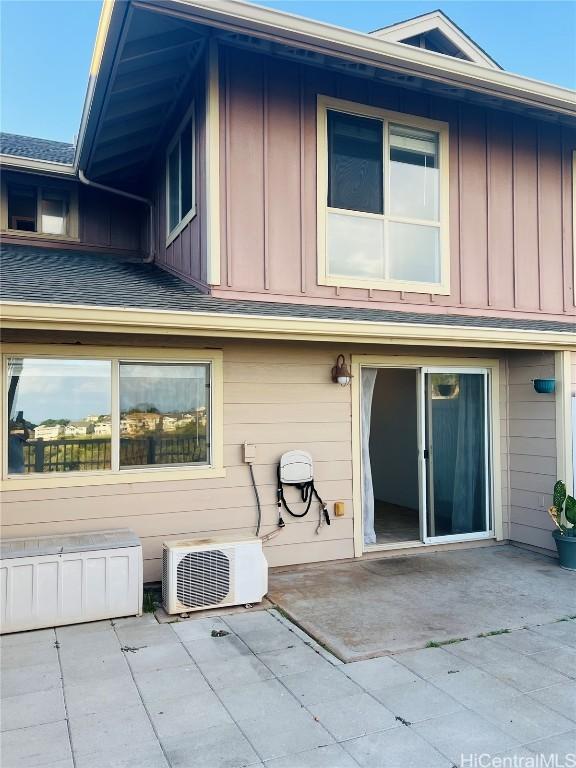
left=249, top=463, right=262, bottom=537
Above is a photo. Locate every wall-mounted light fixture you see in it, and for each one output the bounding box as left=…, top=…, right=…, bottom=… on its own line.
left=331, top=354, right=352, bottom=386
left=532, top=378, right=556, bottom=394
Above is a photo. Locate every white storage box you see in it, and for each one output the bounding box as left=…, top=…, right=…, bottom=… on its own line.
left=0, top=529, right=142, bottom=634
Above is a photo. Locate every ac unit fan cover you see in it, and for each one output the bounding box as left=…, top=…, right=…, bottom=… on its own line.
left=176, top=548, right=231, bottom=608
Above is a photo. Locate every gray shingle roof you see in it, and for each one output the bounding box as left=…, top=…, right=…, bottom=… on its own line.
left=1, top=244, right=574, bottom=334
left=0, top=133, right=75, bottom=165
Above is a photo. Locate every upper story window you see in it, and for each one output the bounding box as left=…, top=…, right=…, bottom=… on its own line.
left=2, top=178, right=78, bottom=239
left=317, top=96, right=450, bottom=294
left=166, top=105, right=195, bottom=244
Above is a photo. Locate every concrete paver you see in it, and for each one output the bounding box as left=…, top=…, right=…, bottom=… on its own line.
left=0, top=687, right=66, bottom=732
left=264, top=743, right=358, bottom=768
left=1, top=610, right=574, bottom=768
left=370, top=678, right=463, bottom=723
left=1, top=721, right=72, bottom=767
left=342, top=724, right=451, bottom=768
left=133, top=664, right=211, bottom=704
left=308, top=692, right=398, bottom=742
left=412, top=709, right=521, bottom=763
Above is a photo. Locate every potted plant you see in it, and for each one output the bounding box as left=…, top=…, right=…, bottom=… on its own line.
left=547, top=481, right=576, bottom=571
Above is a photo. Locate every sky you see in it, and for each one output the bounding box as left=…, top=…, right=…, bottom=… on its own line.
left=10, top=359, right=207, bottom=424
left=1, top=0, right=575, bottom=144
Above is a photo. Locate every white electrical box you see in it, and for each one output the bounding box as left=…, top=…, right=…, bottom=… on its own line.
left=0, top=529, right=142, bottom=634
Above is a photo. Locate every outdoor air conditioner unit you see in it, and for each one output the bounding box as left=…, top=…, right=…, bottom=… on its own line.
left=162, top=535, right=268, bottom=615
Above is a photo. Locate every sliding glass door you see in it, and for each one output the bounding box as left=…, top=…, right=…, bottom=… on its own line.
left=421, top=368, right=491, bottom=542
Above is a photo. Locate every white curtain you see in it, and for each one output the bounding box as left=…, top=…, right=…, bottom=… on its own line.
left=362, top=368, right=378, bottom=545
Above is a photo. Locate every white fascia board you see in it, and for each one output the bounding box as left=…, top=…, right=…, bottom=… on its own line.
left=370, top=12, right=500, bottom=70
left=161, top=0, right=575, bottom=116
left=0, top=155, right=76, bottom=177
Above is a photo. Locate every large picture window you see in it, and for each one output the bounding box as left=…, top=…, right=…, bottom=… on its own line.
left=166, top=106, right=195, bottom=244
left=4, top=351, right=221, bottom=485
left=318, top=96, right=449, bottom=294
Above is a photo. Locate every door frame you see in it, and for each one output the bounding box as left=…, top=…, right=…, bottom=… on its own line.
left=351, top=354, right=503, bottom=557
left=421, top=366, right=492, bottom=544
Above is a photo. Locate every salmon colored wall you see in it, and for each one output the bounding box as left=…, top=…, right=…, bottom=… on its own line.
left=215, top=46, right=576, bottom=321
left=151, top=64, right=208, bottom=290
left=79, top=185, right=145, bottom=255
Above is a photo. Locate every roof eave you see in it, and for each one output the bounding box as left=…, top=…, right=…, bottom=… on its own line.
left=1, top=300, right=575, bottom=351
left=156, top=0, right=575, bottom=117
left=0, top=155, right=76, bottom=177
left=75, top=0, right=130, bottom=172
left=72, top=0, right=576, bottom=181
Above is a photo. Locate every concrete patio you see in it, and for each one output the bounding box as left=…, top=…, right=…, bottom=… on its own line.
left=268, top=544, right=576, bottom=660
left=1, top=606, right=575, bottom=768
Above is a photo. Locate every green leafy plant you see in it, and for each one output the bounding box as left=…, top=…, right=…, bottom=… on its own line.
left=548, top=481, right=576, bottom=537
left=142, top=589, right=159, bottom=613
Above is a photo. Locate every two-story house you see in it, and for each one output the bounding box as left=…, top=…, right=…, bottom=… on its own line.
left=1, top=0, right=575, bottom=582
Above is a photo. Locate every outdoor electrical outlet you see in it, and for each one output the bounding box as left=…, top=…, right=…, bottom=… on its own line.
left=334, top=501, right=345, bottom=517
left=243, top=442, right=257, bottom=463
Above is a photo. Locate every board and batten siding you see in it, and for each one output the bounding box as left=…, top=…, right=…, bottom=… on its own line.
left=150, top=63, right=207, bottom=290
left=2, top=173, right=146, bottom=257
left=507, top=351, right=557, bottom=552
left=216, top=45, right=575, bottom=321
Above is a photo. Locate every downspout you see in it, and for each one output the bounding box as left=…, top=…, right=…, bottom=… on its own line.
left=78, top=169, right=155, bottom=263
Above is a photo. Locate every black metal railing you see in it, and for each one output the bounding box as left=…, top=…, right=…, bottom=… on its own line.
left=19, top=435, right=208, bottom=473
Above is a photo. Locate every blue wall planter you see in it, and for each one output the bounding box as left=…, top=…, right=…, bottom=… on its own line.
left=533, top=378, right=556, bottom=394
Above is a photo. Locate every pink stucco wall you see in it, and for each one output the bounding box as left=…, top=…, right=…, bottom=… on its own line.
left=214, top=46, right=576, bottom=322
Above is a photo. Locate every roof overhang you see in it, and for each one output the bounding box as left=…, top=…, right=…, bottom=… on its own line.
left=149, top=0, right=575, bottom=116
left=2, top=301, right=575, bottom=351
left=0, top=155, right=76, bottom=177
left=77, top=0, right=207, bottom=181
left=75, top=0, right=575, bottom=182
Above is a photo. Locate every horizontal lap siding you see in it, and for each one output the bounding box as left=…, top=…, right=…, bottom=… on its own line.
left=1, top=342, right=354, bottom=581
left=507, top=351, right=557, bottom=552
left=0, top=340, right=512, bottom=580
left=216, top=46, right=575, bottom=321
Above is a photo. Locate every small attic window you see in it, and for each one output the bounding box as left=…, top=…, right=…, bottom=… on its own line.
left=7, top=185, right=37, bottom=231
left=400, top=31, right=472, bottom=61
left=3, top=179, right=77, bottom=239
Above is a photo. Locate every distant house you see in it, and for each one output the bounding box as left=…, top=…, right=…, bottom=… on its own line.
left=161, top=416, right=177, bottom=432
left=64, top=421, right=94, bottom=437
left=34, top=424, right=64, bottom=441
left=120, top=413, right=162, bottom=434
left=94, top=420, right=112, bottom=436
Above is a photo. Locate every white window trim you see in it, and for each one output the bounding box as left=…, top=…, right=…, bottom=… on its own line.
left=165, top=103, right=196, bottom=247
left=0, top=175, right=79, bottom=242
left=317, top=95, right=451, bottom=295
left=572, top=150, right=576, bottom=298
left=1, top=345, right=224, bottom=490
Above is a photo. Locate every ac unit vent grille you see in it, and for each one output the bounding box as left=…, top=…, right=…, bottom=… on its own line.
left=176, top=549, right=231, bottom=608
